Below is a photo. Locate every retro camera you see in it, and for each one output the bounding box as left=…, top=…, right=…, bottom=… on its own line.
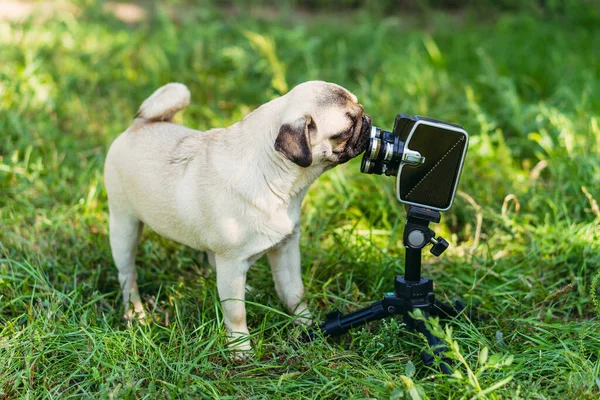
left=360, top=114, right=469, bottom=211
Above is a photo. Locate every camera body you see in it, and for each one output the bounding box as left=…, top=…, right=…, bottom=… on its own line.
left=361, top=114, right=469, bottom=211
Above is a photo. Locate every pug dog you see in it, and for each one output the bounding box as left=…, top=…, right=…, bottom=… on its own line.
left=104, top=81, right=371, bottom=351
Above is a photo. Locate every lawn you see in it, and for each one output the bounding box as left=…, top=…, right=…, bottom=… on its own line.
left=1, top=1, right=599, bottom=398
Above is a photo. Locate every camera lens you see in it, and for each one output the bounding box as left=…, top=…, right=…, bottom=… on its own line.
left=360, top=124, right=404, bottom=176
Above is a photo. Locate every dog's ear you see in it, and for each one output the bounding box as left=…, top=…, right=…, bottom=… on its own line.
left=275, top=115, right=314, bottom=168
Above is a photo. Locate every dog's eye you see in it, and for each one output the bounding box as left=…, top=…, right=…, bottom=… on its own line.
left=330, top=131, right=350, bottom=143
left=331, top=120, right=356, bottom=142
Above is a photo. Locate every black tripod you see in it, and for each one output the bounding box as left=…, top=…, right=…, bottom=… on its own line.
left=305, top=206, right=466, bottom=374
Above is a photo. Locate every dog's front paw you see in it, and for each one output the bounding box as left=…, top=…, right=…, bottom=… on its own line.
left=124, top=307, right=148, bottom=325
left=226, top=332, right=253, bottom=360
left=292, top=302, right=313, bottom=326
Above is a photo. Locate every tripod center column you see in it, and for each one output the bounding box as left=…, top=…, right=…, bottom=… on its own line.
left=404, top=247, right=422, bottom=282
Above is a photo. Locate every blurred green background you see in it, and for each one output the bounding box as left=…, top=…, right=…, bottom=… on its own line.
left=1, top=0, right=599, bottom=398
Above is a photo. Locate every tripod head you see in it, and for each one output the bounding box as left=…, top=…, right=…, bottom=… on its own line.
left=404, top=206, right=448, bottom=254
left=402, top=206, right=449, bottom=282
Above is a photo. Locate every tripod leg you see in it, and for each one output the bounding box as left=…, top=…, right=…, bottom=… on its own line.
left=405, top=311, right=452, bottom=375
left=302, top=300, right=394, bottom=341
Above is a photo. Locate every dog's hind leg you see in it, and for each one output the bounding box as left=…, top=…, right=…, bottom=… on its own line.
left=108, top=207, right=146, bottom=321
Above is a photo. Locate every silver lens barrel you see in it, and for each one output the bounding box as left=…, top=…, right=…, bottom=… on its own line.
left=371, top=125, right=381, bottom=140
left=367, top=126, right=382, bottom=160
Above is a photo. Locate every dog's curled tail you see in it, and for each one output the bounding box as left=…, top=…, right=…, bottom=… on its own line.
left=136, top=83, right=191, bottom=123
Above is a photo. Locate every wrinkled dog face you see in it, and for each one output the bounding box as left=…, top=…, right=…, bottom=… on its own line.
left=275, top=81, right=371, bottom=169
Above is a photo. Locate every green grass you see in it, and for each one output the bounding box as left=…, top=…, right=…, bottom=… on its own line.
left=1, top=1, right=600, bottom=398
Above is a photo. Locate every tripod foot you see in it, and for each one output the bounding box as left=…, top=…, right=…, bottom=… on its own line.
left=406, top=312, right=453, bottom=375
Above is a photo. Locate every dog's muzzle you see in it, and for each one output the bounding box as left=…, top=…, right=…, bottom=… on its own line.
left=355, top=114, right=372, bottom=154
left=336, top=114, right=372, bottom=165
